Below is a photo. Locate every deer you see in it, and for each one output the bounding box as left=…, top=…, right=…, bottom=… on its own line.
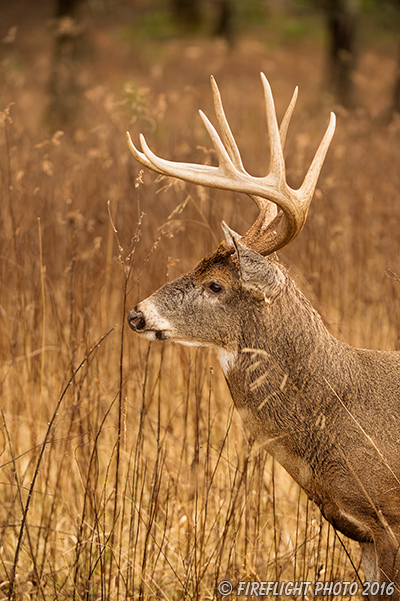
left=126, top=73, right=400, bottom=597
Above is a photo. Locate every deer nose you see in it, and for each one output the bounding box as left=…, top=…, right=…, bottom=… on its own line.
left=128, top=309, right=146, bottom=331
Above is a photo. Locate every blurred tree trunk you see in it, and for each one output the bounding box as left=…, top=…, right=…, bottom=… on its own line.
left=394, top=37, right=400, bottom=114
left=56, top=0, right=80, bottom=16
left=392, top=0, right=400, bottom=114
left=170, top=0, right=201, bottom=32
left=323, top=0, right=358, bottom=108
left=48, top=0, right=86, bottom=127
left=213, top=0, right=236, bottom=47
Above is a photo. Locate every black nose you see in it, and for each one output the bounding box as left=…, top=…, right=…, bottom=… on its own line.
left=128, top=309, right=146, bottom=331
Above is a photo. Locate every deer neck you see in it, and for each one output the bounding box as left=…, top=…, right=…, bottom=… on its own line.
left=220, top=279, right=341, bottom=386
left=218, top=280, right=351, bottom=483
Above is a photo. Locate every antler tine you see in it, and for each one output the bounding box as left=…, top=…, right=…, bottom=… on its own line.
left=126, top=73, right=335, bottom=256
left=209, top=75, right=245, bottom=171
left=299, top=111, right=336, bottom=201
left=280, top=85, right=298, bottom=150
left=127, top=131, right=166, bottom=176
left=260, top=73, right=286, bottom=182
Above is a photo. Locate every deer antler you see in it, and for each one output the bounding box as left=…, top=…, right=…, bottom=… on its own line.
left=127, top=73, right=336, bottom=256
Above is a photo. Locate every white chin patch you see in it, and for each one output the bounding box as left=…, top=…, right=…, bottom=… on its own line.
left=176, top=340, right=201, bottom=348
left=140, top=331, right=157, bottom=341
left=140, top=330, right=171, bottom=341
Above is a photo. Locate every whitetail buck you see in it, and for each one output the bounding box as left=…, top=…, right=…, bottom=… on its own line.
left=127, top=74, right=400, bottom=596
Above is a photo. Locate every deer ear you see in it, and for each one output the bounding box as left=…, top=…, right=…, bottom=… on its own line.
left=221, top=220, right=242, bottom=247
left=235, top=240, right=284, bottom=298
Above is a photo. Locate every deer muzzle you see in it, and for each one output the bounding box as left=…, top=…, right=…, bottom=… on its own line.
left=127, top=299, right=176, bottom=341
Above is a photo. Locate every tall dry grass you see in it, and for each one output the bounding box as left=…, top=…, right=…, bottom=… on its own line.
left=0, top=9, right=400, bottom=600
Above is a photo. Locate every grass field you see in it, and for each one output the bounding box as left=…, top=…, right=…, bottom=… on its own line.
left=1, top=2, right=400, bottom=599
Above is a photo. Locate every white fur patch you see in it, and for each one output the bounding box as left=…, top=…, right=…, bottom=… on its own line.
left=218, top=349, right=237, bottom=375
left=340, top=510, right=369, bottom=533
left=139, top=331, right=158, bottom=341
left=360, top=542, right=379, bottom=583
left=176, top=340, right=201, bottom=348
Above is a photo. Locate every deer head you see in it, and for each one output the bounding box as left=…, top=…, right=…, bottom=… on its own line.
left=127, top=74, right=335, bottom=347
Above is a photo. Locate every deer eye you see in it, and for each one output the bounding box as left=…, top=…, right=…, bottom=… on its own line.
left=204, top=281, right=224, bottom=294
